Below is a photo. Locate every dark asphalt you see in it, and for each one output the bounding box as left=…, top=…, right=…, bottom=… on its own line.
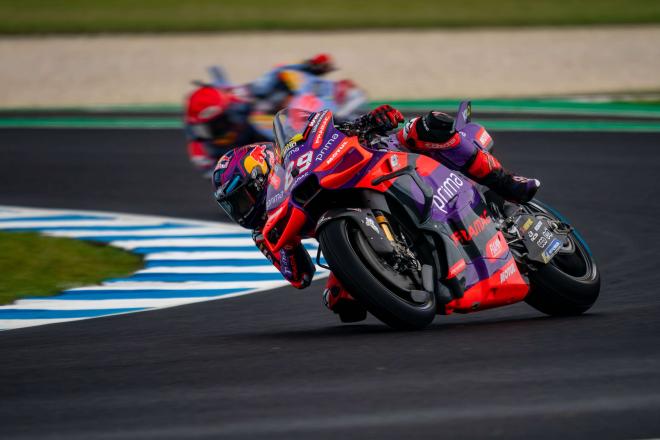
left=1, top=126, right=660, bottom=439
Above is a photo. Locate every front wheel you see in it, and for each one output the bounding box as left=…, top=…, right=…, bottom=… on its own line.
left=318, top=218, right=436, bottom=330
left=523, top=200, right=600, bottom=316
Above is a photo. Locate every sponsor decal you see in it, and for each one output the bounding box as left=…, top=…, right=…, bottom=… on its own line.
left=533, top=221, right=543, bottom=232
left=324, top=138, right=350, bottom=167
left=421, top=132, right=461, bottom=150
left=485, top=232, right=506, bottom=259
left=451, top=209, right=493, bottom=245
left=403, top=119, right=416, bottom=138
left=266, top=191, right=285, bottom=210
left=521, top=218, right=534, bottom=233
left=307, top=111, right=322, bottom=130
left=281, top=133, right=303, bottom=158
left=499, top=261, right=516, bottom=284
left=312, top=112, right=333, bottom=149
left=217, top=154, right=231, bottom=169
left=243, top=149, right=268, bottom=176
left=432, top=173, right=465, bottom=214
left=448, top=259, right=466, bottom=278
left=542, top=238, right=562, bottom=260
left=389, top=155, right=400, bottom=170
left=363, top=216, right=380, bottom=234
left=315, top=133, right=340, bottom=162
left=476, top=127, right=492, bottom=147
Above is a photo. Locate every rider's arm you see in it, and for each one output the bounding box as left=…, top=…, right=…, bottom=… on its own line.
left=337, top=104, right=404, bottom=137
left=253, top=230, right=315, bottom=289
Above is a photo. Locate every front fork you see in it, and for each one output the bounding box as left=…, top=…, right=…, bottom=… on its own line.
left=374, top=210, right=396, bottom=242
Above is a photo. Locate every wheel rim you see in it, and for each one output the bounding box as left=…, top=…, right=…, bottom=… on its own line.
left=348, top=223, right=433, bottom=309
left=524, top=203, right=596, bottom=281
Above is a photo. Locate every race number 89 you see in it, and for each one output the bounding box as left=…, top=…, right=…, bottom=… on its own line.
left=285, top=151, right=313, bottom=190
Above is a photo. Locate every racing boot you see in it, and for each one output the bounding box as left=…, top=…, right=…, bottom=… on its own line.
left=466, top=149, right=541, bottom=204
left=398, top=111, right=540, bottom=203
left=322, top=273, right=367, bottom=323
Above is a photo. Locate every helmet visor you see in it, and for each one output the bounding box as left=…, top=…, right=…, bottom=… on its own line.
left=216, top=176, right=260, bottom=224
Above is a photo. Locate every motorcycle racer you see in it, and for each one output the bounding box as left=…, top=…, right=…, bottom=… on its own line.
left=185, top=54, right=337, bottom=175
left=212, top=105, right=541, bottom=322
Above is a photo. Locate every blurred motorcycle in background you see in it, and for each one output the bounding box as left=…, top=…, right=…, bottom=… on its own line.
left=185, top=63, right=368, bottom=176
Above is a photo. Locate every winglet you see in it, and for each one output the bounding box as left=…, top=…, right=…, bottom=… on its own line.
left=454, top=100, right=472, bottom=131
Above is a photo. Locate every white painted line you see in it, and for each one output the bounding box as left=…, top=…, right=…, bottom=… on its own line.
left=143, top=251, right=267, bottom=260
left=110, top=237, right=257, bottom=249
left=10, top=297, right=219, bottom=310
left=66, top=280, right=287, bottom=291
left=0, top=219, right=169, bottom=228
left=44, top=227, right=248, bottom=238
left=136, top=265, right=281, bottom=274
left=136, top=265, right=329, bottom=274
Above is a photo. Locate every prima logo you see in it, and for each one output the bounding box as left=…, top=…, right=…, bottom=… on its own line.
left=432, top=173, right=464, bottom=213
left=315, top=133, right=340, bottom=162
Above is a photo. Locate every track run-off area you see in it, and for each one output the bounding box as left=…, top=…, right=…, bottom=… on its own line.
left=1, top=102, right=659, bottom=439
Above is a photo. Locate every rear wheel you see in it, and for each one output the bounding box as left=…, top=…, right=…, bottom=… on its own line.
left=523, top=201, right=600, bottom=315
left=318, top=218, right=436, bottom=330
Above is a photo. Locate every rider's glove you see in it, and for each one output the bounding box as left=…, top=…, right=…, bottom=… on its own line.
left=368, top=105, right=404, bottom=133
left=279, top=244, right=315, bottom=289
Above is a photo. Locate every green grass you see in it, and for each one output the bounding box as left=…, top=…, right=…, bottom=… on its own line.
left=0, top=231, right=142, bottom=305
left=0, top=0, right=659, bottom=34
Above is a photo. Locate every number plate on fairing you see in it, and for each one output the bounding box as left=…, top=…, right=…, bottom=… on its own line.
left=515, top=215, right=567, bottom=264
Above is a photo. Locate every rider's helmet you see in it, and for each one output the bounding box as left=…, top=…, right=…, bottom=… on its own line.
left=304, top=53, right=336, bottom=75
left=185, top=85, right=249, bottom=145
left=212, top=143, right=275, bottom=229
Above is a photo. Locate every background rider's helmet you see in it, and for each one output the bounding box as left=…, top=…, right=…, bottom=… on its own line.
left=185, top=85, right=248, bottom=143
left=212, top=143, right=275, bottom=229
left=304, top=53, right=336, bottom=75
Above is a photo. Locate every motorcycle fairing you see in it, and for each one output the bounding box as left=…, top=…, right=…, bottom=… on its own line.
left=385, top=156, right=528, bottom=312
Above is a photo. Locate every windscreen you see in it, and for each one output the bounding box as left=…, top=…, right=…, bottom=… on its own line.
left=273, top=108, right=314, bottom=158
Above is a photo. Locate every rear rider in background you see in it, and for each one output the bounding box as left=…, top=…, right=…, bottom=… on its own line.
left=184, top=54, right=337, bottom=175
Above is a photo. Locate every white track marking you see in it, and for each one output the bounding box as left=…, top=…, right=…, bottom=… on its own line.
left=0, top=219, right=170, bottom=228
left=9, top=298, right=219, bottom=310
left=136, top=266, right=329, bottom=274
left=66, top=280, right=287, bottom=291
left=136, top=266, right=281, bottom=274
left=110, top=237, right=257, bottom=249
left=144, top=251, right=268, bottom=260
left=44, top=227, right=250, bottom=238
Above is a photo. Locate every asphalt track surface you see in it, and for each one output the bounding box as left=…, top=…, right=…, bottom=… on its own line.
left=1, top=125, right=660, bottom=439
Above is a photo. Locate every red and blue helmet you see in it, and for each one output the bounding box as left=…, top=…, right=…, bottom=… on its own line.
left=212, top=143, right=276, bottom=229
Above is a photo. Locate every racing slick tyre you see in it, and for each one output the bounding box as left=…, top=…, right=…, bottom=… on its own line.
left=318, top=218, right=436, bottom=330
left=523, top=200, right=600, bottom=316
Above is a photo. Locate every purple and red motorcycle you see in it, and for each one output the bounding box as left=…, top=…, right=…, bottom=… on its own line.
left=261, top=102, right=600, bottom=329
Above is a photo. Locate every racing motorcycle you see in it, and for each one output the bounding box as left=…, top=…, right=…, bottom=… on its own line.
left=261, top=102, right=600, bottom=330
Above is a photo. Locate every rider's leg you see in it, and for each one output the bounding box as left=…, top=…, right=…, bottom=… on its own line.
left=397, top=111, right=540, bottom=203
left=322, top=273, right=367, bottom=323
